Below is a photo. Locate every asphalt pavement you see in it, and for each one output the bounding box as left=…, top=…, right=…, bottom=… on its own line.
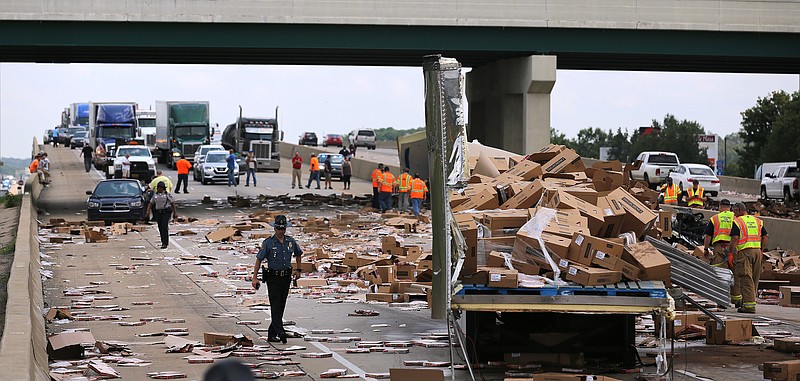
left=38, top=144, right=458, bottom=380
left=35, top=144, right=800, bottom=381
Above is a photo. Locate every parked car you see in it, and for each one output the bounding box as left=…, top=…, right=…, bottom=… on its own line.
left=322, top=134, right=343, bottom=147
left=43, top=129, right=53, bottom=144
left=667, top=164, right=720, bottom=197
left=86, top=179, right=149, bottom=223
left=299, top=132, right=318, bottom=146
left=318, top=153, right=344, bottom=179
left=761, top=165, right=800, bottom=201
left=347, top=129, right=376, bottom=150
left=199, top=151, right=240, bottom=185
left=630, top=151, right=680, bottom=188
left=192, top=144, right=226, bottom=181
left=70, top=131, right=88, bottom=149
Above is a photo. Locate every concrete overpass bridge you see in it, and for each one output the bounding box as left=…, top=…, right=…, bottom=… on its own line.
left=2, top=0, right=799, bottom=153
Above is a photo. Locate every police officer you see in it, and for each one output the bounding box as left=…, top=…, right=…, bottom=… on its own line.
left=703, top=199, right=741, bottom=306
left=251, top=215, right=303, bottom=343
left=728, top=202, right=768, bottom=314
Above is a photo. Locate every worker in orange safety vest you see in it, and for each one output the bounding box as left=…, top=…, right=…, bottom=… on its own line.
left=371, top=163, right=384, bottom=209
left=409, top=173, right=428, bottom=217
left=703, top=199, right=740, bottom=306
left=660, top=177, right=679, bottom=205
left=728, top=202, right=768, bottom=314
left=378, top=166, right=396, bottom=213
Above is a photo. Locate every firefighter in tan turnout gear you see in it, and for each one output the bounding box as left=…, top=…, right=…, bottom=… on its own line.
left=728, top=202, right=768, bottom=314
left=703, top=199, right=741, bottom=307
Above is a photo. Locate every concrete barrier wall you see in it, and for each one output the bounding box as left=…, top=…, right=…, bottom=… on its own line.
left=0, top=138, right=48, bottom=380
left=662, top=205, right=800, bottom=252
left=719, top=175, right=761, bottom=196
left=0, top=174, right=48, bottom=380
left=281, top=143, right=385, bottom=184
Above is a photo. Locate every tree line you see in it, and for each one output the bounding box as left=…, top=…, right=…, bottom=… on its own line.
left=551, top=90, right=800, bottom=178
left=550, top=114, right=710, bottom=164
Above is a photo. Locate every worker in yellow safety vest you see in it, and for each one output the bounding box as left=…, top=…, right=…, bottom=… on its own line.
left=378, top=166, right=396, bottom=213
left=409, top=173, right=429, bottom=217
left=397, top=168, right=413, bottom=213
left=728, top=202, right=768, bottom=314
left=703, top=199, right=741, bottom=306
left=683, top=179, right=707, bottom=208
left=371, top=163, right=384, bottom=209
left=660, top=177, right=679, bottom=205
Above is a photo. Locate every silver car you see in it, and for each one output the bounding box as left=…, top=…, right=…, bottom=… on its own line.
left=199, top=151, right=240, bottom=185
left=192, top=144, right=226, bottom=181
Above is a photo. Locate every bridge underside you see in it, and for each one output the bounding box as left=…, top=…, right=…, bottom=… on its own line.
left=1, top=21, right=798, bottom=73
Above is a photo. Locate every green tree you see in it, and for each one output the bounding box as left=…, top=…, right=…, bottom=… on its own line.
left=720, top=133, right=747, bottom=177
left=607, top=128, right=632, bottom=162
left=736, top=91, right=795, bottom=176
left=762, top=92, right=800, bottom=163
left=366, top=127, right=426, bottom=142
left=570, top=127, right=611, bottom=158
left=550, top=127, right=571, bottom=146
left=630, top=114, right=708, bottom=164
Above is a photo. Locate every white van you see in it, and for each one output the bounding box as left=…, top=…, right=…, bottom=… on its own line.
left=348, top=129, right=377, bottom=150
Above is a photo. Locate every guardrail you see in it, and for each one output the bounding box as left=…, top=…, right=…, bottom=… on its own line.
left=0, top=139, right=48, bottom=380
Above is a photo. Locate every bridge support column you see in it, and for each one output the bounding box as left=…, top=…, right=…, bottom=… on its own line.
left=466, top=55, right=556, bottom=154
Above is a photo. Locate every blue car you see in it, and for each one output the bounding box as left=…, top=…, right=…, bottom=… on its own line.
left=86, top=179, right=149, bottom=223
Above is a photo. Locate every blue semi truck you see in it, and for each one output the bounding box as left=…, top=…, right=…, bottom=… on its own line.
left=88, top=102, right=140, bottom=170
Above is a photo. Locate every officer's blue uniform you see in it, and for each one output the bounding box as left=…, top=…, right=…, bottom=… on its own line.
left=257, top=234, right=302, bottom=339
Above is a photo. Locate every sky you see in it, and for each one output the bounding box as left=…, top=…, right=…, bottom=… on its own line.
left=0, top=63, right=798, bottom=159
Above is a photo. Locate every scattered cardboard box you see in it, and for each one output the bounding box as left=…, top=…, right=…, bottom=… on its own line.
left=774, top=337, right=800, bottom=353
left=389, top=368, right=444, bottom=381
left=623, top=242, right=671, bottom=286
left=84, top=227, right=108, bottom=243
left=566, top=264, right=622, bottom=286
left=704, top=318, right=752, bottom=344
left=779, top=286, right=800, bottom=306
left=205, top=227, right=239, bottom=243
left=366, top=293, right=410, bottom=303
left=47, top=331, right=96, bottom=360
left=763, top=359, right=800, bottom=381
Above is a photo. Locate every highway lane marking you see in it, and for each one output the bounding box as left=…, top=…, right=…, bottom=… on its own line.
left=309, top=341, right=371, bottom=380
left=168, top=237, right=373, bottom=380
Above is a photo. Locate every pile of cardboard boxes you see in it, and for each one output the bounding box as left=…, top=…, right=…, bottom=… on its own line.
left=453, top=144, right=672, bottom=288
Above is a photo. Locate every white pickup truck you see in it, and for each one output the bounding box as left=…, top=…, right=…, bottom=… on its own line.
left=760, top=165, right=800, bottom=202
left=629, top=151, right=681, bottom=188
left=111, top=145, right=157, bottom=183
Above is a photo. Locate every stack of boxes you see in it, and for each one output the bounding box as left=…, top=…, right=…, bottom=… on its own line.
left=455, top=144, right=673, bottom=288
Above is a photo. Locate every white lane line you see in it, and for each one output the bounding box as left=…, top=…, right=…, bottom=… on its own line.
left=309, top=341, right=372, bottom=380
left=169, top=236, right=192, bottom=255
left=169, top=237, right=373, bottom=380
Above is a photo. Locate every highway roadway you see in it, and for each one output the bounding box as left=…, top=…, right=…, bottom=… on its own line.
left=37, top=145, right=459, bottom=380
